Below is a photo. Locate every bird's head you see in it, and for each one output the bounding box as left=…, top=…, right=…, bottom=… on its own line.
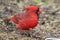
left=24, top=6, right=42, bottom=19
left=24, top=6, right=42, bottom=14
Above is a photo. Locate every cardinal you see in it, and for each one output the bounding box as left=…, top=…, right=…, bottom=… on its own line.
left=4, top=6, right=42, bottom=30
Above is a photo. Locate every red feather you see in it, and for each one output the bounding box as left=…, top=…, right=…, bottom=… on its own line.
left=11, top=6, right=41, bottom=30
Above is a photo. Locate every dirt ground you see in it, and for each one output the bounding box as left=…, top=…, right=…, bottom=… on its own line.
left=0, top=0, right=60, bottom=40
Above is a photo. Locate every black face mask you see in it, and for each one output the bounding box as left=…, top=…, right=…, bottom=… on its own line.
left=35, top=8, right=39, bottom=18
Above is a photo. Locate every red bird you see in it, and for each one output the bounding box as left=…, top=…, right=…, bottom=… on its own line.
left=5, top=6, right=42, bottom=30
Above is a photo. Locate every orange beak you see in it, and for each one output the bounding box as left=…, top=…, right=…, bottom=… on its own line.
left=38, top=9, right=43, bottom=14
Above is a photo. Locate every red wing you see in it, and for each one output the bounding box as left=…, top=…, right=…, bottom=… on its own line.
left=11, top=12, right=30, bottom=23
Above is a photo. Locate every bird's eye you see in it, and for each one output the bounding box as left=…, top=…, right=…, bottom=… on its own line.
left=35, top=9, right=39, bottom=13
left=35, top=10, right=37, bottom=13
left=35, top=10, right=39, bottom=17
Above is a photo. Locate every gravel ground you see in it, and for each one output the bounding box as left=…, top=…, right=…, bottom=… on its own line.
left=0, top=1, right=60, bottom=40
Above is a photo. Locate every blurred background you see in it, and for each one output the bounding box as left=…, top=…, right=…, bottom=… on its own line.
left=0, top=0, right=60, bottom=40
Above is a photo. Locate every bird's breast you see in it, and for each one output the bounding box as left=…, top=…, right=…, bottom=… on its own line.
left=11, top=12, right=38, bottom=30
